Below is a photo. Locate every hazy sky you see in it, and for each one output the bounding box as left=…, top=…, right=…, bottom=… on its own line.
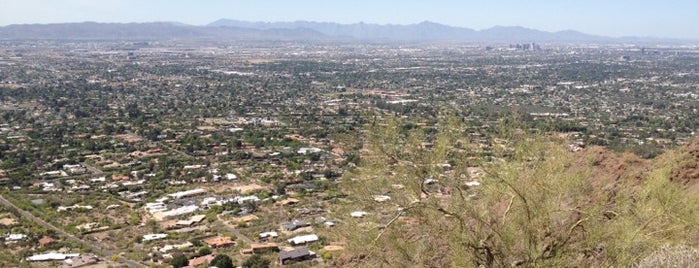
left=0, top=0, right=697, bottom=39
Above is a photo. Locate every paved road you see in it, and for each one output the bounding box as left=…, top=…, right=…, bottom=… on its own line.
left=215, top=215, right=255, bottom=244
left=0, top=194, right=145, bottom=268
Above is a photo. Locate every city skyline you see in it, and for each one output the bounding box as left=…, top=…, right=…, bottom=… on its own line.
left=0, top=0, right=698, bottom=39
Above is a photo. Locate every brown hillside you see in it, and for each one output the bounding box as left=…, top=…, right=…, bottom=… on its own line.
left=575, top=137, right=699, bottom=189
left=669, top=138, right=699, bottom=184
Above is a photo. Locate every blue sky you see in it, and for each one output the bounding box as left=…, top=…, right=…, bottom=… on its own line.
left=0, top=0, right=697, bottom=39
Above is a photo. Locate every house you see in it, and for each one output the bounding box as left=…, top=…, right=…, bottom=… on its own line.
left=183, top=164, right=206, bottom=170
left=27, top=252, right=80, bottom=262
left=57, top=205, right=93, bottom=212
left=287, top=234, right=319, bottom=245
left=201, top=197, right=219, bottom=207
left=40, top=182, right=60, bottom=191
left=167, top=188, right=206, bottom=199
left=111, top=175, right=129, bottom=181
left=142, top=233, right=168, bottom=242
left=70, top=184, right=91, bottom=191
left=159, top=242, right=194, bottom=253
left=279, top=248, right=315, bottom=265
left=175, top=214, right=206, bottom=227
left=259, top=231, right=279, bottom=240
left=185, top=254, right=214, bottom=268
left=281, top=220, right=310, bottom=231
left=298, top=147, right=322, bottom=154
left=236, top=195, right=260, bottom=204
left=63, top=164, right=86, bottom=174
left=76, top=222, right=103, bottom=233
left=40, top=170, right=66, bottom=178
left=59, top=254, right=99, bottom=268
left=203, top=236, right=235, bottom=248
left=5, top=233, right=27, bottom=242
left=173, top=225, right=209, bottom=234
left=89, top=176, right=106, bottom=183
left=152, top=205, right=199, bottom=221
left=241, top=242, right=279, bottom=255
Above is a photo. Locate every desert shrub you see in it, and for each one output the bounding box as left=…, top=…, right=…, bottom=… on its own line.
left=339, top=115, right=699, bottom=267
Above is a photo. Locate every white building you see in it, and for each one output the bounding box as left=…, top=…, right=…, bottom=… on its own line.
left=183, top=165, right=206, bottom=170
left=236, top=195, right=260, bottom=204
left=298, top=147, right=322, bottom=154
left=5, top=233, right=27, bottom=241
left=259, top=231, right=279, bottom=239
left=142, top=233, right=168, bottom=241
left=57, top=205, right=93, bottom=212
left=287, top=234, right=319, bottom=245
left=159, top=242, right=194, bottom=253
left=27, top=253, right=79, bottom=262
left=145, top=202, right=167, bottom=214
left=153, top=205, right=199, bottom=221
left=167, top=188, right=206, bottom=199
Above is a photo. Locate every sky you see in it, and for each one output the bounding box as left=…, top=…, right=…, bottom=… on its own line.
left=0, top=0, right=697, bottom=39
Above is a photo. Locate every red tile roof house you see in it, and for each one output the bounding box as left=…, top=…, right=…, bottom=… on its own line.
left=185, top=254, right=214, bottom=268
left=203, top=236, right=235, bottom=248
left=241, top=242, right=280, bottom=255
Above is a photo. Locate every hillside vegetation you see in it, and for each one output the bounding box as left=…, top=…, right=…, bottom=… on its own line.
left=335, top=116, right=699, bottom=267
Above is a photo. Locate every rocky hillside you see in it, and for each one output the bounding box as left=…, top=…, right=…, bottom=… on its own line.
left=669, top=139, right=699, bottom=184
left=336, top=125, right=699, bottom=267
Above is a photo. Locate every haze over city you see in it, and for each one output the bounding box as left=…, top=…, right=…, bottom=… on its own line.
left=0, top=0, right=698, bottom=39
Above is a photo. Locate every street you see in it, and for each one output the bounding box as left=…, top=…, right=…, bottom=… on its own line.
left=0, top=194, right=145, bottom=267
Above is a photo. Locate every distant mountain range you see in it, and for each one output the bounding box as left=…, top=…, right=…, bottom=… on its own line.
left=0, top=20, right=686, bottom=43
left=208, top=19, right=612, bottom=42
left=0, top=22, right=325, bottom=41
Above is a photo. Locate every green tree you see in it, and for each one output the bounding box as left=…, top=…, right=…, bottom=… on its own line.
left=209, top=254, right=233, bottom=268
left=242, top=254, right=270, bottom=268
left=197, top=246, right=212, bottom=257
left=170, top=253, right=188, bottom=268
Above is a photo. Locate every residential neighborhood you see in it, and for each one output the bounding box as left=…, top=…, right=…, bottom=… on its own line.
left=0, top=37, right=697, bottom=267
